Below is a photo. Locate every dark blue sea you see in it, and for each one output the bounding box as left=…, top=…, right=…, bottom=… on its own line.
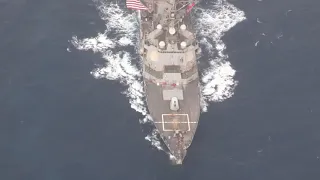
left=1, top=0, right=320, bottom=179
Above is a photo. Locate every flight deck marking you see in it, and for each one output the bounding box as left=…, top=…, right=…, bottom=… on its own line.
left=154, top=122, right=198, bottom=123
left=161, top=114, right=191, bottom=132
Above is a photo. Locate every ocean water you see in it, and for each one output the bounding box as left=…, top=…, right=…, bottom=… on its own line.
left=1, top=0, right=320, bottom=179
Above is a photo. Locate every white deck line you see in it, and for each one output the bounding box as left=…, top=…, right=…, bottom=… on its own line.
left=154, top=122, right=197, bottom=123
left=161, top=114, right=191, bottom=131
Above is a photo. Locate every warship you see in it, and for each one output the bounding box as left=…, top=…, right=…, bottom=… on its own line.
left=126, top=0, right=201, bottom=164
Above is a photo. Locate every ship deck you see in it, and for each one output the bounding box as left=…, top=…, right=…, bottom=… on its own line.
left=144, top=78, right=201, bottom=146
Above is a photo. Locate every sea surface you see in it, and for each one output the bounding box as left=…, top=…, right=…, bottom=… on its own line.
left=1, top=0, right=320, bottom=179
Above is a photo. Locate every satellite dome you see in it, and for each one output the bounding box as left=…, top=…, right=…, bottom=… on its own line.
left=180, top=24, right=186, bottom=30
left=180, top=41, right=187, bottom=49
left=159, top=41, right=166, bottom=49
left=169, top=27, right=176, bottom=35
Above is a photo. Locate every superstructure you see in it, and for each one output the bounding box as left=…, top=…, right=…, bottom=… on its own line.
left=126, top=0, right=201, bottom=164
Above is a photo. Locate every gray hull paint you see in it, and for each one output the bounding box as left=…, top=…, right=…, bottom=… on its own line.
left=138, top=0, right=201, bottom=164
left=144, top=79, right=200, bottom=163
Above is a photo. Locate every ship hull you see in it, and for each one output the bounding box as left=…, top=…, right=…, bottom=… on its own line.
left=134, top=0, right=201, bottom=164
left=144, top=77, right=201, bottom=163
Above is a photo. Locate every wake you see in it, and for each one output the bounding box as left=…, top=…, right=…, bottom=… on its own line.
left=70, top=0, right=246, bottom=157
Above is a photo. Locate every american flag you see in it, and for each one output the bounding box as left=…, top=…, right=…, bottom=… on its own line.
left=186, top=2, right=195, bottom=14
left=126, top=0, right=148, bottom=10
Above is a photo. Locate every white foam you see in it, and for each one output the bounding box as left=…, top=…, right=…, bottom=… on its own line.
left=194, top=0, right=246, bottom=112
left=70, top=0, right=246, bottom=160
left=70, top=2, right=164, bottom=152
left=145, top=129, right=163, bottom=151
left=71, top=33, right=115, bottom=53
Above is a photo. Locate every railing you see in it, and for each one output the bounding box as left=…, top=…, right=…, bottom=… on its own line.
left=181, top=65, right=197, bottom=79
left=144, top=65, right=163, bottom=79
left=145, top=64, right=197, bottom=79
